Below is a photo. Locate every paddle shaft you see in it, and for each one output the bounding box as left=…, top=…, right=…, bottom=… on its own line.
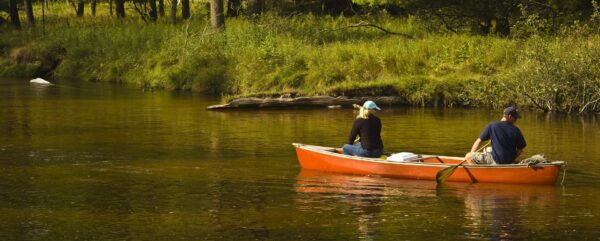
left=436, top=141, right=491, bottom=183
left=475, top=141, right=491, bottom=153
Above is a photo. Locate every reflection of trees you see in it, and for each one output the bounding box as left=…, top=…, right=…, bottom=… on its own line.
left=205, top=109, right=353, bottom=158
left=0, top=82, right=59, bottom=240
left=1, top=83, right=35, bottom=145
left=437, top=183, right=559, bottom=240
left=296, top=170, right=398, bottom=240
left=0, top=82, right=39, bottom=240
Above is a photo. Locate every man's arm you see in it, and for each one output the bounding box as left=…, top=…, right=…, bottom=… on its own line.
left=465, top=138, right=483, bottom=162
left=514, top=128, right=526, bottom=162
left=515, top=148, right=524, bottom=160
left=470, top=138, right=483, bottom=153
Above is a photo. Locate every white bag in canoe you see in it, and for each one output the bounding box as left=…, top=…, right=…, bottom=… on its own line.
left=386, top=152, right=420, bottom=162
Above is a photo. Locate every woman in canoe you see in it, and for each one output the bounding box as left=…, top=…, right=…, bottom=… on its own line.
left=342, top=100, right=384, bottom=158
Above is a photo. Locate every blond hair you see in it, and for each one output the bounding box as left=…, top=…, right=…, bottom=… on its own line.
left=356, top=106, right=370, bottom=119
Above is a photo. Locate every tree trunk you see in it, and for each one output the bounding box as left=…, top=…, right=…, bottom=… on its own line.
left=91, top=0, right=97, bottom=16
left=181, top=0, right=190, bottom=19
left=42, top=0, right=45, bottom=30
left=149, top=0, right=157, bottom=21
left=495, top=17, right=510, bottom=36
left=76, top=0, right=85, bottom=17
left=158, top=0, right=165, bottom=16
left=24, top=0, right=35, bottom=26
left=479, top=18, right=492, bottom=35
left=247, top=0, right=263, bottom=16
left=170, top=0, right=177, bottom=24
left=210, top=0, right=224, bottom=31
left=227, top=0, right=240, bottom=17
left=8, top=0, right=21, bottom=29
left=109, top=0, right=113, bottom=16
left=116, top=0, right=125, bottom=18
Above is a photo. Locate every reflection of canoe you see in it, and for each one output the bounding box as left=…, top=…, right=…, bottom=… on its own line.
left=295, top=169, right=561, bottom=240
left=296, top=169, right=438, bottom=197
left=296, top=169, right=559, bottom=201
left=293, top=143, right=565, bottom=185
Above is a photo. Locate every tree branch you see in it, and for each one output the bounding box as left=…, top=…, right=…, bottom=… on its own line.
left=521, top=86, right=549, bottom=112
left=317, top=21, right=413, bottom=39
left=69, top=1, right=78, bottom=15
left=431, top=9, right=458, bottom=33
left=579, top=96, right=600, bottom=114
left=132, top=0, right=149, bottom=23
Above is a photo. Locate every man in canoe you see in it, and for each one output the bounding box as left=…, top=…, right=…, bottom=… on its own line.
left=467, top=106, right=527, bottom=164
left=342, top=100, right=384, bottom=158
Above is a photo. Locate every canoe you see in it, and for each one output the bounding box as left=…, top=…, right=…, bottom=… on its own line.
left=292, top=143, right=565, bottom=185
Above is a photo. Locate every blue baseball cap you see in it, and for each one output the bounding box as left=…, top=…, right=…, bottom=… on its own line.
left=503, top=106, right=521, bottom=118
left=363, top=100, right=381, bottom=110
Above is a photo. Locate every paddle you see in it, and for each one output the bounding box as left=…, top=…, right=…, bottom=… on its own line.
left=435, top=142, right=490, bottom=184
left=435, top=159, right=468, bottom=183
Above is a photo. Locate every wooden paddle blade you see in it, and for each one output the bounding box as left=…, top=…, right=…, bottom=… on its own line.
left=435, top=160, right=467, bottom=183
left=436, top=166, right=457, bottom=183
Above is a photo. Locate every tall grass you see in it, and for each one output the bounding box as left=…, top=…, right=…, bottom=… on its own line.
left=1, top=3, right=599, bottom=113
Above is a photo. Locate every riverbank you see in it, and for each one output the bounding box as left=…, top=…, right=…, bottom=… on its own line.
left=1, top=4, right=599, bottom=113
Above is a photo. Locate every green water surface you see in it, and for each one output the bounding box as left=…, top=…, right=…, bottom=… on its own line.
left=1, top=78, right=599, bottom=240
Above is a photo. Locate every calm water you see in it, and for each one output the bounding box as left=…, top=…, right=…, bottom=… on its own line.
left=1, top=78, right=599, bottom=240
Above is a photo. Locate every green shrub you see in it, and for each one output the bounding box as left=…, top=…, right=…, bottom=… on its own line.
left=493, top=35, right=600, bottom=113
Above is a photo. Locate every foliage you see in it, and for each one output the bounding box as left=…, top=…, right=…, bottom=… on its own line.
left=0, top=2, right=599, bottom=113
left=495, top=35, right=600, bottom=114
left=352, top=0, right=598, bottom=35
left=510, top=5, right=551, bottom=38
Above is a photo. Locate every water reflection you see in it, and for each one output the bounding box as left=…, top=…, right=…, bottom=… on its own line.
left=440, top=182, right=558, bottom=240
left=295, top=170, right=559, bottom=240
left=295, top=170, right=390, bottom=240
left=2, top=77, right=599, bottom=240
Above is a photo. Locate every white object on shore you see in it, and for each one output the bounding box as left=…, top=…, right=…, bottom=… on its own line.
left=30, top=78, right=53, bottom=85
left=386, top=152, right=420, bottom=162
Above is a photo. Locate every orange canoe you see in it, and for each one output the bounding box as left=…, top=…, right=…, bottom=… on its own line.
left=293, top=143, right=564, bottom=185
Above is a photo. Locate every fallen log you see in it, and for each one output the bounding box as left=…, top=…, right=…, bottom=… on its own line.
left=206, top=96, right=405, bottom=110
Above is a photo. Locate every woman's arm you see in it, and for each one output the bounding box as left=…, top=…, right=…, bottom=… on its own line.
left=348, top=120, right=360, bottom=145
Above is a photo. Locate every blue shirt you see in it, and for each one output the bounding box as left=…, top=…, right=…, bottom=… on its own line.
left=479, top=121, right=527, bottom=164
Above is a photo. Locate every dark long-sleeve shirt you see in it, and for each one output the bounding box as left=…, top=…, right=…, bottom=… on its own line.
left=347, top=115, right=383, bottom=151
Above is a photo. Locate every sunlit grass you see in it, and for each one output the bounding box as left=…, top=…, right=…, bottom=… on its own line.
left=1, top=3, right=599, bottom=111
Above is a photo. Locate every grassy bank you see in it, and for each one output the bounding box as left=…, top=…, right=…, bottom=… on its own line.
left=1, top=3, right=600, bottom=113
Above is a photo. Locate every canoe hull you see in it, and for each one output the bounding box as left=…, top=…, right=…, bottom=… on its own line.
left=293, top=143, right=563, bottom=185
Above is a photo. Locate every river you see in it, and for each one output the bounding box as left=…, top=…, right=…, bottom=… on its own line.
left=1, top=78, right=599, bottom=240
